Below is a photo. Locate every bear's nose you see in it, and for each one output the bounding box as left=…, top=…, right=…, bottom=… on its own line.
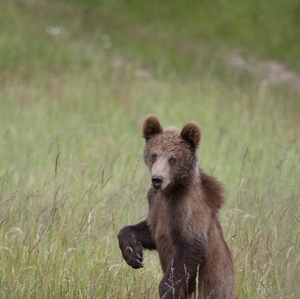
left=152, top=175, right=164, bottom=189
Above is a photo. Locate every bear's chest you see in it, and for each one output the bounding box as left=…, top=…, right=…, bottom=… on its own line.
left=148, top=198, right=171, bottom=239
left=147, top=194, right=175, bottom=271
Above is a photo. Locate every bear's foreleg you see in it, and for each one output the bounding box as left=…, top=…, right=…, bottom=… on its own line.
left=118, top=220, right=156, bottom=269
left=158, top=239, right=207, bottom=299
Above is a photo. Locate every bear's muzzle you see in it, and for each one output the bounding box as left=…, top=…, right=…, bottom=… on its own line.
left=152, top=175, right=164, bottom=189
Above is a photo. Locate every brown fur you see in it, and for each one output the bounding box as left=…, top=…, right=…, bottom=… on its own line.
left=118, top=115, right=235, bottom=298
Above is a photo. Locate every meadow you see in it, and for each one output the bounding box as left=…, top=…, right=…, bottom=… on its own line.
left=0, top=0, right=300, bottom=298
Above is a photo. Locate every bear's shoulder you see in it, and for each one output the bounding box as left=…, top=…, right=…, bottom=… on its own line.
left=200, top=170, right=225, bottom=211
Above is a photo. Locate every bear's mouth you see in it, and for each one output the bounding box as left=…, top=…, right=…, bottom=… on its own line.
left=151, top=175, right=164, bottom=189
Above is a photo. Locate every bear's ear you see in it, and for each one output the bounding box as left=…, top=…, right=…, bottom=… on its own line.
left=143, top=114, right=163, bottom=141
left=181, top=122, right=201, bottom=148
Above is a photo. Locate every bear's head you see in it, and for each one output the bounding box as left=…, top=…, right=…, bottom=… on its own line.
left=142, top=115, right=201, bottom=193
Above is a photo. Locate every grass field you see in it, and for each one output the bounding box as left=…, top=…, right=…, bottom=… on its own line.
left=1, top=0, right=300, bottom=298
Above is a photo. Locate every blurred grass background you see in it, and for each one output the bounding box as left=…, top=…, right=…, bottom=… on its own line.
left=0, top=0, right=300, bottom=298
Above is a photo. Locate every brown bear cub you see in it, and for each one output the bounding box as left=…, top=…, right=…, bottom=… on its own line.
left=118, top=115, right=235, bottom=299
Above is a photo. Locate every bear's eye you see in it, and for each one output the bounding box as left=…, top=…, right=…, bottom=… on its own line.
left=151, top=153, right=157, bottom=163
left=169, top=157, right=177, bottom=166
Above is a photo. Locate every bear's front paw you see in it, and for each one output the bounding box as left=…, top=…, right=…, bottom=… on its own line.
left=118, top=227, right=144, bottom=269
left=122, top=242, right=144, bottom=269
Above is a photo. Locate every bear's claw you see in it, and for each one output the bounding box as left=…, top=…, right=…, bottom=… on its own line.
left=136, top=253, right=143, bottom=267
left=131, top=251, right=143, bottom=268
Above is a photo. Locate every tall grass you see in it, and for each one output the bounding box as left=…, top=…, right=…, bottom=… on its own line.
left=1, top=0, right=300, bottom=298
